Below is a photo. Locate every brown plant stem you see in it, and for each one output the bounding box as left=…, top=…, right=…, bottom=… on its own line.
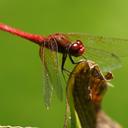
left=66, top=60, right=122, bottom=128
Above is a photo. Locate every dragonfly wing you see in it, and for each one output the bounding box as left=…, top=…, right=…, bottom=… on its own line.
left=47, top=38, right=63, bottom=101
left=65, top=33, right=128, bottom=71
left=85, top=47, right=121, bottom=71
left=39, top=39, right=63, bottom=107
left=39, top=46, right=53, bottom=109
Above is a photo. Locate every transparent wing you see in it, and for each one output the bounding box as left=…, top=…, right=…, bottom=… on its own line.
left=65, top=33, right=128, bottom=71
left=39, top=46, right=53, bottom=109
left=39, top=40, right=63, bottom=108
left=85, top=47, right=121, bottom=71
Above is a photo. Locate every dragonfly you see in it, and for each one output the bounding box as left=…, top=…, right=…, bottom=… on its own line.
left=0, top=23, right=128, bottom=108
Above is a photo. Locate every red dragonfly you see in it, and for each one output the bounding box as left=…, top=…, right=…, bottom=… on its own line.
left=0, top=23, right=127, bottom=108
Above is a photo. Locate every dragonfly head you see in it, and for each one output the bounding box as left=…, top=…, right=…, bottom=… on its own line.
left=69, top=40, right=85, bottom=57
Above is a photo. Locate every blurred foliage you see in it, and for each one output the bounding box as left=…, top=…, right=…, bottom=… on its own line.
left=0, top=0, right=128, bottom=127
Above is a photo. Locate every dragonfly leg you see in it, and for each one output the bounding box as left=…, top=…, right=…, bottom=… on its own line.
left=61, top=53, right=71, bottom=84
left=69, top=54, right=83, bottom=65
left=69, top=54, right=76, bottom=64
left=62, top=54, right=71, bottom=74
left=69, top=54, right=87, bottom=64
left=61, top=53, right=67, bottom=71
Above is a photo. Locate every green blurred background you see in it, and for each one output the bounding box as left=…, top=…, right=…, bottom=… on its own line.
left=0, top=0, right=128, bottom=127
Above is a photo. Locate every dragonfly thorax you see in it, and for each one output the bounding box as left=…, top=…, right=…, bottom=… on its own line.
left=46, top=33, right=85, bottom=57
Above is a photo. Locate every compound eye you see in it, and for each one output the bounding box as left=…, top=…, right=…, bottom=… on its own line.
left=76, top=40, right=83, bottom=45
left=69, top=40, right=85, bottom=56
left=71, top=40, right=83, bottom=49
left=71, top=42, right=79, bottom=50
